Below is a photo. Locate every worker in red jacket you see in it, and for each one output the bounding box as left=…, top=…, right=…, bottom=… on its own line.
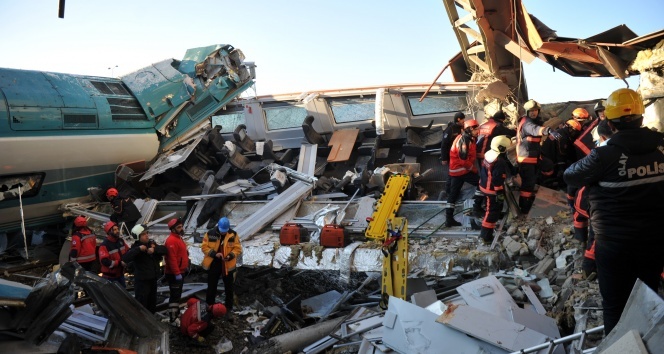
left=445, top=119, right=483, bottom=227
left=476, top=110, right=516, bottom=164
left=180, top=298, right=226, bottom=345
left=69, top=216, right=97, bottom=271
left=98, top=221, right=129, bottom=287
left=165, top=218, right=190, bottom=322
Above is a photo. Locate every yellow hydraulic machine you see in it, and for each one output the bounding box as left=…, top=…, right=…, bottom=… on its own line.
left=365, top=174, right=410, bottom=308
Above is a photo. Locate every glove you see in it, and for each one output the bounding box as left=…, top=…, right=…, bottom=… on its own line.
left=175, top=274, right=183, bottom=281
left=196, top=336, right=205, bottom=343
left=549, top=130, right=562, bottom=141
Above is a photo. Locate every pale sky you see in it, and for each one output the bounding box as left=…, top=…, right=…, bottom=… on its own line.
left=1, top=0, right=662, bottom=103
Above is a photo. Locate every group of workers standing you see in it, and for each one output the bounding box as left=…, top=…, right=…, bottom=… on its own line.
left=440, top=87, right=664, bottom=335
left=68, top=204, right=243, bottom=343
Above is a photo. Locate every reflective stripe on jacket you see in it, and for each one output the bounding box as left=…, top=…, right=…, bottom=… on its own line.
left=449, top=133, right=477, bottom=177
left=201, top=229, right=242, bottom=276
left=517, top=116, right=548, bottom=164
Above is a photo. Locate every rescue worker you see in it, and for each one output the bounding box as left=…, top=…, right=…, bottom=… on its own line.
left=564, top=88, right=664, bottom=335
left=69, top=216, right=97, bottom=271
left=98, top=221, right=129, bottom=287
left=106, top=187, right=141, bottom=236
left=516, top=99, right=561, bottom=215
left=540, top=119, right=582, bottom=188
left=573, top=119, right=614, bottom=281
left=180, top=298, right=226, bottom=345
left=445, top=119, right=483, bottom=227
left=476, top=110, right=516, bottom=164
left=478, top=136, right=515, bottom=244
left=122, top=224, right=167, bottom=313
left=201, top=217, right=242, bottom=318
left=165, top=218, right=190, bottom=322
left=575, top=102, right=606, bottom=159
left=440, top=112, right=465, bottom=197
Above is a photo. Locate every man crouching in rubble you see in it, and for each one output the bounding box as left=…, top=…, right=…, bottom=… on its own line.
left=180, top=298, right=227, bottom=346
left=564, top=88, right=664, bottom=335
left=99, top=221, right=129, bottom=287
left=122, top=224, right=167, bottom=313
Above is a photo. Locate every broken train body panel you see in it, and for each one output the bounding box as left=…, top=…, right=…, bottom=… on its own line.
left=0, top=44, right=255, bottom=233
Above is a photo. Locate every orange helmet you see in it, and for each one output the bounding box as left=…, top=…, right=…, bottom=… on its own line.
left=106, top=188, right=119, bottom=199
left=572, top=108, right=589, bottom=120
left=565, top=120, right=582, bottom=131
left=463, top=119, right=479, bottom=130
left=74, top=216, right=87, bottom=228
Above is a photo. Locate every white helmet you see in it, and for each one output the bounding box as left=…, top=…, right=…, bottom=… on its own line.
left=490, top=135, right=512, bottom=153
left=485, top=135, right=512, bottom=162
left=131, top=224, right=148, bottom=238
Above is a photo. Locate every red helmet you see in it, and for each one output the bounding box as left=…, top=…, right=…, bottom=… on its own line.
left=106, top=188, right=119, bottom=199
left=74, top=216, right=87, bottom=228
left=168, top=218, right=183, bottom=229
left=572, top=108, right=589, bottom=120
left=104, top=221, right=117, bottom=234
left=210, top=303, right=227, bottom=318
left=463, top=119, right=479, bottom=130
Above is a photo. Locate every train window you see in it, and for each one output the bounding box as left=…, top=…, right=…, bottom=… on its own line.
left=211, top=111, right=245, bottom=133
left=407, top=93, right=467, bottom=116
left=263, top=103, right=307, bottom=130
left=0, top=173, right=46, bottom=202
left=328, top=96, right=375, bottom=123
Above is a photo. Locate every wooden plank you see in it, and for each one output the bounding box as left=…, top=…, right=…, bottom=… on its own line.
left=327, top=128, right=359, bottom=162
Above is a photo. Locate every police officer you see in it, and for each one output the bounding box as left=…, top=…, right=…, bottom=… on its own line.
left=564, top=88, right=664, bottom=334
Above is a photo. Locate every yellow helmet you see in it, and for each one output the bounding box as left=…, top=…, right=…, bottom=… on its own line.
left=490, top=135, right=512, bottom=153
left=523, top=99, right=541, bottom=112
left=605, top=88, right=644, bottom=120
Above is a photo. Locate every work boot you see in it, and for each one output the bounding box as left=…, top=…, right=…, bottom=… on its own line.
left=445, top=208, right=461, bottom=227
left=479, top=227, right=493, bottom=244
left=168, top=305, right=179, bottom=323
left=519, top=196, right=534, bottom=215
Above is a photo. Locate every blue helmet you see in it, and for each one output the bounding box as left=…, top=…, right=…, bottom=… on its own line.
left=218, top=217, right=230, bottom=233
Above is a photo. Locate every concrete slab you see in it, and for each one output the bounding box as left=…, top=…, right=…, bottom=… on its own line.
left=600, top=330, right=649, bottom=354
